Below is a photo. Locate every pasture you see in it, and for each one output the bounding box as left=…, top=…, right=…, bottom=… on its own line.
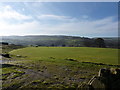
left=10, top=47, right=119, bottom=65
left=2, top=46, right=119, bottom=89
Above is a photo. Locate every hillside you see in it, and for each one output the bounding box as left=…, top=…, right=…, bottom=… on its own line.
left=1, top=35, right=119, bottom=48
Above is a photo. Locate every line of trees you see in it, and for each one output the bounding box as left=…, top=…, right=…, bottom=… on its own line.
left=83, top=38, right=106, bottom=48
left=34, top=38, right=106, bottom=48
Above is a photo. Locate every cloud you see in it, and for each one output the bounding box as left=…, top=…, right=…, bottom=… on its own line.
left=0, top=5, right=117, bottom=37
left=0, top=14, right=117, bottom=37
left=37, top=14, right=77, bottom=23
left=38, top=14, right=69, bottom=20
left=0, top=5, right=32, bottom=22
left=41, top=16, right=117, bottom=36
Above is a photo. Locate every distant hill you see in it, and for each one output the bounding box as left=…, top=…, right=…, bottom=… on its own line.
left=0, top=35, right=119, bottom=48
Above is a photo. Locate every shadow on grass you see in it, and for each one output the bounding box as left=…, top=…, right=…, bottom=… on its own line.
left=1, top=64, right=15, bottom=68
left=82, top=62, right=120, bottom=67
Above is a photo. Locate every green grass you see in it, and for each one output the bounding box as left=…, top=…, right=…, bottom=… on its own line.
left=2, top=66, right=25, bottom=80
left=3, top=46, right=120, bottom=89
left=10, top=47, right=119, bottom=65
left=2, top=44, right=25, bottom=53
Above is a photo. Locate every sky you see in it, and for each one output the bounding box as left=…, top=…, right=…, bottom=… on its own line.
left=0, top=2, right=118, bottom=37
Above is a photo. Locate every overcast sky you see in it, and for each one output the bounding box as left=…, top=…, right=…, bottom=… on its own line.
left=0, top=2, right=118, bottom=37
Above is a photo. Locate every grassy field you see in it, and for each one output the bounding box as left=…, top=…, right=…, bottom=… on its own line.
left=10, top=47, right=119, bottom=65
left=2, top=46, right=119, bottom=89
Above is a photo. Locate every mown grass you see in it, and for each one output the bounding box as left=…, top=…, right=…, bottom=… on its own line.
left=10, top=47, right=119, bottom=65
